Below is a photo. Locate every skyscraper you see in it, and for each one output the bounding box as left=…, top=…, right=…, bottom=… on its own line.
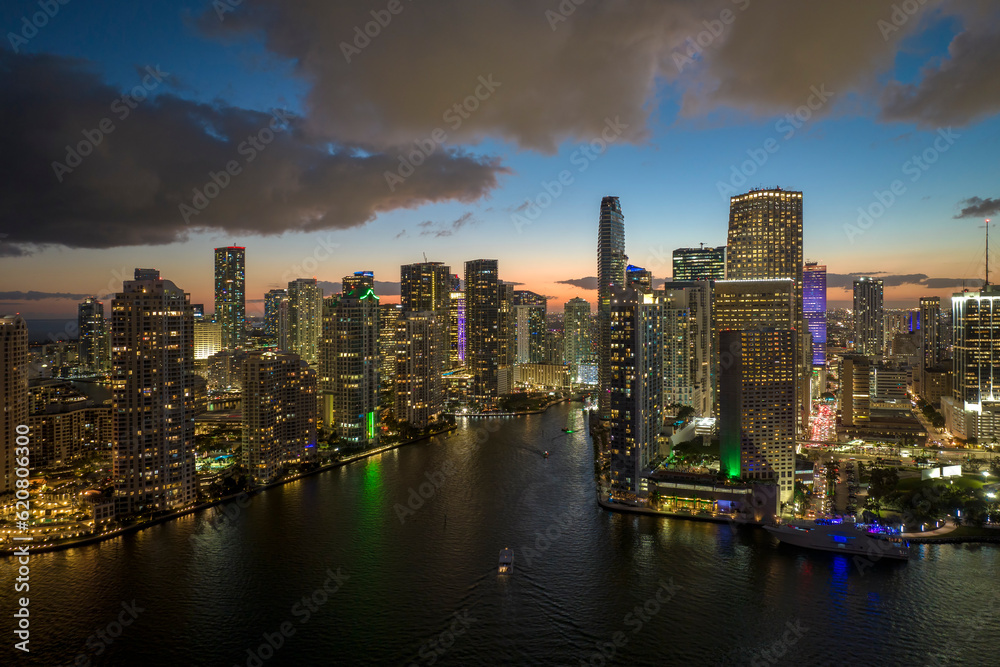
left=1, top=315, right=28, bottom=493
left=714, top=279, right=795, bottom=332
left=395, top=311, right=444, bottom=429
left=920, top=296, right=941, bottom=369
left=214, top=246, right=245, bottom=350
left=265, top=289, right=290, bottom=350
left=465, top=259, right=501, bottom=406
left=449, top=290, right=466, bottom=368
left=512, top=290, right=547, bottom=364
left=400, top=261, right=451, bottom=376
left=659, top=281, right=713, bottom=417
left=607, top=286, right=662, bottom=501
left=379, top=302, right=402, bottom=406
left=288, top=278, right=323, bottom=365
left=803, top=263, right=827, bottom=367
left=343, top=270, right=375, bottom=294
left=193, top=318, right=222, bottom=361
left=853, top=277, right=884, bottom=357
left=719, top=328, right=797, bottom=503
left=320, top=282, right=380, bottom=446
left=242, top=352, right=317, bottom=482
left=111, top=269, right=196, bottom=514
left=78, top=297, right=107, bottom=373
left=563, top=297, right=591, bottom=383
left=672, top=246, right=726, bottom=282
left=625, top=264, right=653, bottom=292
left=598, top=196, right=627, bottom=417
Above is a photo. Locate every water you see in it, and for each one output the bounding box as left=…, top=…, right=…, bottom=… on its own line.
left=4, top=403, right=997, bottom=666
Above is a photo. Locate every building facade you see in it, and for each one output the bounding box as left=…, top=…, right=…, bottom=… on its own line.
left=465, top=259, right=501, bottom=407
left=214, top=246, right=246, bottom=350
left=853, top=277, right=885, bottom=357
left=673, top=246, right=726, bottom=282
left=598, top=196, right=627, bottom=417
left=395, top=311, right=444, bottom=429
left=1, top=315, right=28, bottom=493
left=288, top=278, right=323, bottom=366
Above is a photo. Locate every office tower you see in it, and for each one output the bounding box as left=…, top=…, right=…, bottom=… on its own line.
left=840, top=355, right=872, bottom=426
left=883, top=310, right=912, bottom=356
left=78, top=297, right=107, bottom=373
left=465, top=259, right=501, bottom=406
left=110, top=269, right=196, bottom=514
left=714, top=279, right=795, bottom=332
left=401, top=262, right=451, bottom=377
left=625, top=264, right=653, bottom=292
left=193, top=318, right=222, bottom=361
left=659, top=281, right=713, bottom=417
left=1, top=315, right=28, bottom=493
left=498, top=282, right=516, bottom=395
left=379, top=303, right=402, bottom=406
left=214, top=246, right=245, bottom=350
left=265, top=289, right=290, bottom=350
left=563, top=297, right=591, bottom=383
left=320, top=284, right=380, bottom=446
left=242, top=351, right=317, bottom=483
left=598, top=196, right=627, bottom=417
left=673, top=246, right=726, bottom=282
left=449, top=290, right=466, bottom=368
left=395, top=312, right=444, bottom=428
left=920, top=296, right=941, bottom=368
left=513, top=291, right=547, bottom=364
left=952, top=285, right=1000, bottom=408
left=803, top=263, right=827, bottom=367
left=343, top=270, right=375, bottom=294
left=288, top=278, right=323, bottom=365
left=853, top=277, right=884, bottom=357
left=607, top=287, right=663, bottom=500
left=719, top=328, right=797, bottom=503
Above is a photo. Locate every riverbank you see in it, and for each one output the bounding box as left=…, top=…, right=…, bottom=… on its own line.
left=447, top=396, right=572, bottom=417
left=1, top=425, right=457, bottom=556
left=596, top=494, right=752, bottom=525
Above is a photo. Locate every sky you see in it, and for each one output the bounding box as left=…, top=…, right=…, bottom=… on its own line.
left=2, top=0, right=999, bottom=321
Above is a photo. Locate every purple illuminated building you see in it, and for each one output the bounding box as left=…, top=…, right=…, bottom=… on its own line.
left=803, top=263, right=827, bottom=367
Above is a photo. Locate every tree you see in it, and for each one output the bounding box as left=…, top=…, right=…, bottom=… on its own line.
left=867, top=467, right=899, bottom=517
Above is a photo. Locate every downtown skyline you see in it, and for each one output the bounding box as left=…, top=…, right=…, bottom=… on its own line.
left=2, top=0, right=1000, bottom=317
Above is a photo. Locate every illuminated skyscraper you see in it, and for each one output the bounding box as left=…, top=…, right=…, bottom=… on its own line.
left=214, top=246, right=245, bottom=350
left=658, top=281, right=713, bottom=417
left=625, top=264, right=652, bottom=292
left=598, top=196, right=627, bottom=417
left=803, top=263, right=827, bottom=367
left=853, top=277, right=884, bottom=357
left=920, top=296, right=941, bottom=368
left=395, top=311, right=444, bottom=429
left=320, top=281, right=380, bottom=446
left=714, top=279, right=795, bottom=332
left=288, top=278, right=323, bottom=365
left=111, top=269, right=196, bottom=514
left=379, top=302, right=401, bottom=406
left=401, top=261, right=451, bottom=376
left=563, top=297, right=591, bottom=383
left=343, top=270, right=375, bottom=294
left=265, top=289, right=290, bottom=350
left=719, top=328, right=797, bottom=503
left=193, top=318, right=222, bottom=361
left=449, top=290, right=466, bottom=368
left=513, top=290, right=547, bottom=364
left=78, top=297, right=108, bottom=373
left=465, top=259, right=501, bottom=406
left=242, top=351, right=317, bottom=482
left=1, top=315, right=28, bottom=493
left=673, top=246, right=726, bottom=282
left=607, top=286, right=662, bottom=500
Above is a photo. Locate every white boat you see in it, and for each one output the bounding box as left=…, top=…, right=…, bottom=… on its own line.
left=498, top=548, right=514, bottom=574
left=765, top=520, right=910, bottom=560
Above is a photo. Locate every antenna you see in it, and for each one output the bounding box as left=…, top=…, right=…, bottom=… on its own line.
left=423, top=252, right=428, bottom=263
left=983, top=219, right=994, bottom=287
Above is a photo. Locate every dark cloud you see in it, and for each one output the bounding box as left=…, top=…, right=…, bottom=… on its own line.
left=556, top=277, right=598, bottom=290
left=954, top=196, right=1000, bottom=219
left=419, top=212, right=476, bottom=237
left=0, top=291, right=93, bottom=301
left=827, top=273, right=969, bottom=290
left=0, top=51, right=507, bottom=255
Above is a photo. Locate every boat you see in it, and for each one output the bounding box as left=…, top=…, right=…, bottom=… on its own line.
left=498, top=548, right=514, bottom=574
left=765, top=519, right=910, bottom=560
left=544, top=451, right=549, bottom=458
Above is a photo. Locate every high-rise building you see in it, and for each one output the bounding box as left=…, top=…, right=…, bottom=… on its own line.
left=658, top=281, right=713, bottom=417
left=607, top=287, right=662, bottom=500
left=395, top=311, right=444, bottom=429
left=563, top=297, right=591, bottom=383
left=625, top=264, right=653, bottom=292
left=465, top=259, right=501, bottom=406
left=111, top=270, right=196, bottom=514
left=214, top=246, right=246, bottom=350
left=449, top=290, right=466, bottom=368
left=242, top=351, right=317, bottom=482
left=193, top=318, right=222, bottom=361
left=803, top=263, right=827, bottom=367
left=673, top=246, right=726, bottom=282
left=598, top=196, right=627, bottom=417
left=379, top=302, right=402, bottom=406
left=952, top=285, right=1000, bottom=409
left=265, top=289, right=290, bottom=350
left=320, top=283, right=380, bottom=446
left=714, top=280, right=795, bottom=332
left=513, top=291, right=547, bottom=365
left=920, top=296, right=941, bottom=369
left=401, top=261, right=451, bottom=377
left=853, top=277, right=884, bottom=357
left=719, top=328, right=797, bottom=503
left=343, top=270, right=375, bottom=294
left=288, top=278, right=323, bottom=365
left=1, top=315, right=28, bottom=493
left=78, top=297, right=108, bottom=373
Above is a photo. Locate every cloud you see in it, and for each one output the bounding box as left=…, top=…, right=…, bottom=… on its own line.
left=0, top=51, right=508, bottom=255
left=826, top=273, right=969, bottom=290
left=0, top=291, right=93, bottom=301
left=419, top=212, right=476, bottom=237
left=954, top=196, right=1000, bottom=219
left=556, top=277, right=599, bottom=290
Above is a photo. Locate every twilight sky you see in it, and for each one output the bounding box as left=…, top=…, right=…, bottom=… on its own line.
left=2, top=0, right=1000, bottom=319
